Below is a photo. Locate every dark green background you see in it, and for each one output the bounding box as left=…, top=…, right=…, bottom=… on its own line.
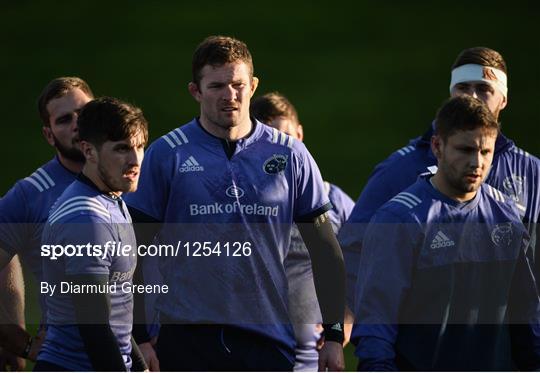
left=1, top=1, right=538, bottom=370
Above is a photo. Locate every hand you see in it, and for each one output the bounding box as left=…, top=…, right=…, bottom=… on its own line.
left=343, top=323, right=352, bottom=347
left=0, top=347, right=26, bottom=371
left=343, top=306, right=355, bottom=347
left=138, top=342, right=160, bottom=371
left=27, top=329, right=46, bottom=362
left=315, top=324, right=325, bottom=350
left=318, top=340, right=345, bottom=371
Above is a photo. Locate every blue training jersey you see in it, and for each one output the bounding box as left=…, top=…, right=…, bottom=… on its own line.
left=352, top=177, right=540, bottom=371
left=38, top=178, right=137, bottom=371
left=285, top=181, right=354, bottom=371
left=286, top=182, right=355, bottom=324
left=339, top=126, right=540, bottom=306
left=0, top=157, right=77, bottom=321
left=125, top=118, right=331, bottom=361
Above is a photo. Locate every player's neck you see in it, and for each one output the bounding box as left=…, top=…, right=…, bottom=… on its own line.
left=199, top=116, right=252, bottom=142
left=430, top=174, right=476, bottom=203
left=57, top=153, right=84, bottom=174
left=81, top=165, right=122, bottom=197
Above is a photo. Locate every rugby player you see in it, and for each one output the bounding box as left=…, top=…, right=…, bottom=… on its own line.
left=250, top=92, right=354, bottom=371
left=0, top=257, right=25, bottom=371
left=126, top=36, right=346, bottom=371
left=0, top=77, right=94, bottom=369
left=353, top=96, right=540, bottom=370
left=339, top=47, right=540, bottom=308
left=35, top=97, right=148, bottom=371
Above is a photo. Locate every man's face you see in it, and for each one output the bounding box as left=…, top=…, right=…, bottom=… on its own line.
left=268, top=116, right=304, bottom=141
left=189, top=61, right=258, bottom=131
left=94, top=133, right=145, bottom=194
left=451, top=82, right=507, bottom=120
left=432, top=128, right=497, bottom=200
left=44, top=88, right=92, bottom=162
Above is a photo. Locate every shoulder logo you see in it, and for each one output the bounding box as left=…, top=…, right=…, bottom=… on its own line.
left=430, top=231, right=455, bottom=249
left=397, top=145, right=415, bottom=156
left=263, top=154, right=288, bottom=175
left=25, top=168, right=56, bottom=193
left=502, top=174, right=525, bottom=202
left=226, top=185, right=244, bottom=198
left=511, top=146, right=530, bottom=157
left=491, top=223, right=513, bottom=247
left=48, top=196, right=110, bottom=225
left=162, top=128, right=189, bottom=149
left=486, top=184, right=506, bottom=203
left=270, top=128, right=294, bottom=148
left=179, top=156, right=204, bottom=173
left=390, top=192, right=422, bottom=209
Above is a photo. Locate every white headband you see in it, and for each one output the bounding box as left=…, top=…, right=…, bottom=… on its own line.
left=449, top=63, right=508, bottom=98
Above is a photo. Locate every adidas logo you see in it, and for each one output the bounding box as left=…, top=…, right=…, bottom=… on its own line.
left=179, top=156, right=204, bottom=172
left=430, top=231, right=455, bottom=249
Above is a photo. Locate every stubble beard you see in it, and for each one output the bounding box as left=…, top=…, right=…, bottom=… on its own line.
left=97, top=161, right=119, bottom=193
left=53, top=134, right=85, bottom=163
left=97, top=162, right=137, bottom=194
left=441, top=161, right=481, bottom=196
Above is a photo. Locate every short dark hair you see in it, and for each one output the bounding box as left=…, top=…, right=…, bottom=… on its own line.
left=250, top=92, right=299, bottom=124
left=192, top=35, right=253, bottom=87
left=451, top=47, right=507, bottom=74
left=78, top=97, right=149, bottom=148
left=37, top=77, right=94, bottom=126
left=435, top=96, right=499, bottom=141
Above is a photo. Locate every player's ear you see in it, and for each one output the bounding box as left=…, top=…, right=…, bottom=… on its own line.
left=42, top=126, right=55, bottom=147
left=250, top=77, right=259, bottom=97
left=431, top=135, right=443, bottom=159
left=296, top=123, right=304, bottom=142
left=80, top=141, right=97, bottom=163
left=499, top=95, right=508, bottom=111
left=42, top=126, right=55, bottom=146
left=188, top=82, right=201, bottom=102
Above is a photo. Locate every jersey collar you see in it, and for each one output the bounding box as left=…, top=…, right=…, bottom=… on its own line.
left=194, top=117, right=265, bottom=155
left=77, top=173, right=121, bottom=201
left=422, top=175, right=482, bottom=213
left=54, top=155, right=80, bottom=176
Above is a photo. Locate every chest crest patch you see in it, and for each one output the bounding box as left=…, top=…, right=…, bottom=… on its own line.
left=491, top=223, right=513, bottom=247
left=263, top=154, right=288, bottom=175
